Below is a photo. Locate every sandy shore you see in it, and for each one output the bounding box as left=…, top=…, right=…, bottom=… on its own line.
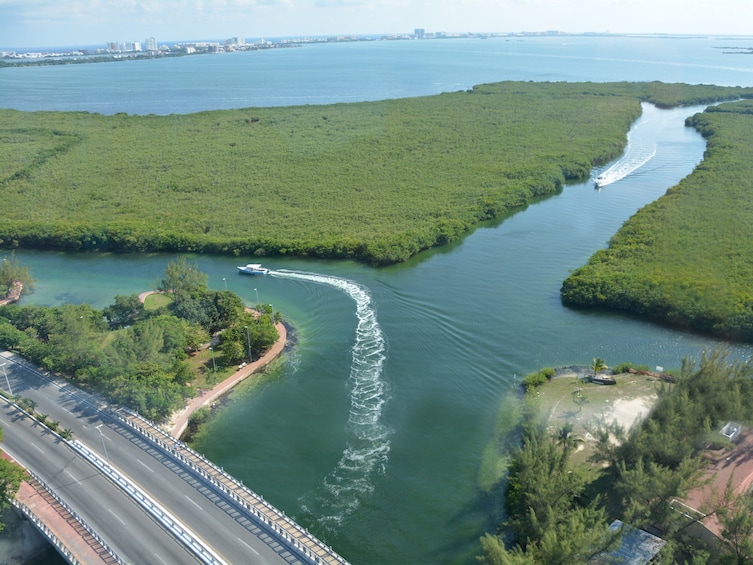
left=166, top=320, right=287, bottom=439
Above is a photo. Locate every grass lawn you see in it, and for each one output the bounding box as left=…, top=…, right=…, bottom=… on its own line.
left=144, top=293, right=172, bottom=311
left=185, top=347, right=234, bottom=390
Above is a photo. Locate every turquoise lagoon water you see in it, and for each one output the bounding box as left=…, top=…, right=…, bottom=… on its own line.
left=3, top=35, right=753, bottom=564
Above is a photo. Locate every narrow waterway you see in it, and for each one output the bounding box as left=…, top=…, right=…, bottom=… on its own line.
left=9, top=101, right=753, bottom=563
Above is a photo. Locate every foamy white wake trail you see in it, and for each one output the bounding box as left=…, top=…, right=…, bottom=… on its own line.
left=594, top=129, right=657, bottom=188
left=272, top=269, right=389, bottom=526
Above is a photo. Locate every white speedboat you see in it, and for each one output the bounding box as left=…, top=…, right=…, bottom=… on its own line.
left=237, top=263, right=270, bottom=275
left=594, top=173, right=608, bottom=188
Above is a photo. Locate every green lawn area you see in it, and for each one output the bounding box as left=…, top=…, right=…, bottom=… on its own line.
left=143, top=292, right=172, bottom=311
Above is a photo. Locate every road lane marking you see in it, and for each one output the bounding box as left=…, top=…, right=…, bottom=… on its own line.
left=238, top=538, right=260, bottom=556
left=108, top=508, right=126, bottom=526
left=30, top=443, right=44, bottom=454
left=184, top=495, right=203, bottom=511
left=65, top=470, right=79, bottom=482
left=154, top=554, right=168, bottom=565
left=136, top=459, right=154, bottom=473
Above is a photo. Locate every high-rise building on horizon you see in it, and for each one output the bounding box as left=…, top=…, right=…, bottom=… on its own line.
left=145, top=37, right=157, bottom=51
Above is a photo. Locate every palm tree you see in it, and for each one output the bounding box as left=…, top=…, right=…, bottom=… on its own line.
left=555, top=422, right=584, bottom=454
left=591, top=357, right=608, bottom=377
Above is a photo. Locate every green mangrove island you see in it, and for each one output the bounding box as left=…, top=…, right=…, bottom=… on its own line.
left=2, top=81, right=750, bottom=267
left=562, top=99, right=753, bottom=342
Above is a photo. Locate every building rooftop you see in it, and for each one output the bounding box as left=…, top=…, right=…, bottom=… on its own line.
left=682, top=425, right=753, bottom=538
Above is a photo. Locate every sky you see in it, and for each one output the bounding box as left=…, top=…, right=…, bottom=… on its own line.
left=1, top=0, right=751, bottom=49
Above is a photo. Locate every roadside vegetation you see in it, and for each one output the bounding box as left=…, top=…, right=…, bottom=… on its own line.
left=0, top=428, right=26, bottom=531
left=0, top=257, right=278, bottom=421
left=562, top=99, right=753, bottom=342
left=2, top=82, right=751, bottom=265
left=479, top=352, right=753, bottom=564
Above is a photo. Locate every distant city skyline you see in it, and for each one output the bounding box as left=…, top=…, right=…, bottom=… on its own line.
left=1, top=0, right=752, bottom=49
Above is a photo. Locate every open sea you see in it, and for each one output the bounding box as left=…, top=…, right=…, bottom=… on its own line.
left=2, top=35, right=753, bottom=564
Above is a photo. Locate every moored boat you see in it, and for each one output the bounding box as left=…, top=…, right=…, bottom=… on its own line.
left=237, top=263, right=270, bottom=275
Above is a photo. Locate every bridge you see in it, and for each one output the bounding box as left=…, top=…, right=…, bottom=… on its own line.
left=0, top=351, right=350, bottom=565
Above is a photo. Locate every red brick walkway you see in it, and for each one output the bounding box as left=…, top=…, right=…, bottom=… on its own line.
left=169, top=320, right=287, bottom=438
left=0, top=281, right=23, bottom=306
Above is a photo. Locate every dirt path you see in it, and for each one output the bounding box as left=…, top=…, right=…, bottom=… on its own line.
left=0, top=281, right=23, bottom=306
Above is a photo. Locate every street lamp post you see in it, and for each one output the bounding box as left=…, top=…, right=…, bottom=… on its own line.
left=209, top=346, right=217, bottom=375
left=222, top=277, right=227, bottom=291
left=0, top=363, right=11, bottom=397
left=96, top=424, right=110, bottom=467
left=244, top=326, right=252, bottom=362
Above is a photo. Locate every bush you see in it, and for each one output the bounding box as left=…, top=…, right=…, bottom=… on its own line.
left=522, top=371, right=548, bottom=392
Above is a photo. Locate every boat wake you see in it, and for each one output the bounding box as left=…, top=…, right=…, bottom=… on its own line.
left=594, top=128, right=657, bottom=188
left=271, top=269, right=389, bottom=527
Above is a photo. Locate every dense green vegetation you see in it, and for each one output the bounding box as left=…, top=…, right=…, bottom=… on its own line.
left=562, top=99, right=753, bottom=341
left=0, top=428, right=26, bottom=532
left=0, top=257, right=278, bottom=420
left=480, top=352, right=753, bottom=564
left=0, top=251, right=35, bottom=297
left=2, top=82, right=751, bottom=265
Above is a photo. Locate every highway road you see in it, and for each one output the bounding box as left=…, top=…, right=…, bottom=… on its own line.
left=0, top=352, right=307, bottom=565
left=0, top=400, right=198, bottom=564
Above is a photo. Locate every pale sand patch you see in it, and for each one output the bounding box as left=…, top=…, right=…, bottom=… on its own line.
left=607, top=395, right=656, bottom=430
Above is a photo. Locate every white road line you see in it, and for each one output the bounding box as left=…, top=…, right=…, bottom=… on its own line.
left=184, top=495, right=203, bottom=511
left=30, top=443, right=44, bottom=454
left=154, top=553, right=168, bottom=565
left=136, top=459, right=154, bottom=473
left=108, top=508, right=126, bottom=526
left=238, top=538, right=260, bottom=555
left=65, top=470, right=79, bottom=482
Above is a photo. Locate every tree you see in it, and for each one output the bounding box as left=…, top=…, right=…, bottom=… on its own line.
left=0, top=457, right=25, bottom=532
left=219, top=339, right=245, bottom=366
left=157, top=256, right=208, bottom=305
left=103, top=294, right=144, bottom=328
left=591, top=357, right=608, bottom=377
left=555, top=423, right=584, bottom=455
left=614, top=456, right=703, bottom=535
left=717, top=487, right=753, bottom=564
left=0, top=252, right=35, bottom=296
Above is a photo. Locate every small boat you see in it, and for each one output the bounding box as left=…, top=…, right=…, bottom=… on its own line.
left=237, top=263, right=270, bottom=275
left=594, top=173, right=608, bottom=188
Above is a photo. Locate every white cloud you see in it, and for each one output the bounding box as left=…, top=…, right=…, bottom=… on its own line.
left=1, top=0, right=752, bottom=48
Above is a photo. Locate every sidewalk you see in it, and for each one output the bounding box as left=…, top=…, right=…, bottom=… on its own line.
left=168, top=320, right=287, bottom=439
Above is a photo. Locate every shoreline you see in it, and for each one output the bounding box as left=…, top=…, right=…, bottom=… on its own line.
left=137, top=290, right=288, bottom=438
left=166, top=320, right=287, bottom=439
left=0, top=281, right=23, bottom=306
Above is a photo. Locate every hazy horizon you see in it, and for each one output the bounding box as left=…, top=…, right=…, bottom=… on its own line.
left=2, top=0, right=752, bottom=50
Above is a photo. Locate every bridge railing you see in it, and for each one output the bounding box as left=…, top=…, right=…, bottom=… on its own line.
left=12, top=498, right=80, bottom=565
left=25, top=470, right=125, bottom=565
left=116, top=408, right=350, bottom=565
left=70, top=439, right=228, bottom=565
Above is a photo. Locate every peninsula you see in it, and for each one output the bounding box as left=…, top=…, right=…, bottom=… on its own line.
left=562, top=99, right=753, bottom=341
left=2, top=82, right=751, bottom=266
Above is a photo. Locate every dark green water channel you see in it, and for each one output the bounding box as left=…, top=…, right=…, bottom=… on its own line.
left=11, top=103, right=753, bottom=564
